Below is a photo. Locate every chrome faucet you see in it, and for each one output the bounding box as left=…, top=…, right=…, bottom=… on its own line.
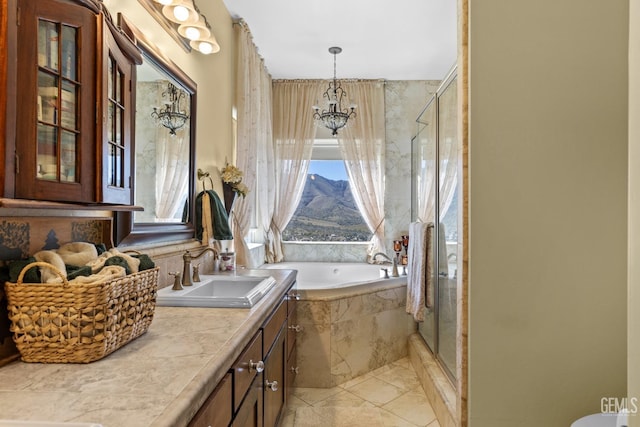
left=372, top=252, right=392, bottom=263
left=182, top=247, right=218, bottom=287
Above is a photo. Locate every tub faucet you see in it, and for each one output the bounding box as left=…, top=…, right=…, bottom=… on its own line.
left=373, top=252, right=392, bottom=263
left=182, top=247, right=218, bottom=287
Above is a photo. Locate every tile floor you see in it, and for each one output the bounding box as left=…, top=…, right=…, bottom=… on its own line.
left=280, top=357, right=440, bottom=427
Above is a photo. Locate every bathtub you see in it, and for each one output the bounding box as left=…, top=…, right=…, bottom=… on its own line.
left=260, top=262, right=413, bottom=387
left=261, top=261, right=406, bottom=298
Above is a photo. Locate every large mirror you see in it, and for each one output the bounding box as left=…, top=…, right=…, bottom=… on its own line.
left=114, top=14, right=196, bottom=246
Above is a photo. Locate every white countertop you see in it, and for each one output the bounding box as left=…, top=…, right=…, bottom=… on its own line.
left=0, top=269, right=297, bottom=427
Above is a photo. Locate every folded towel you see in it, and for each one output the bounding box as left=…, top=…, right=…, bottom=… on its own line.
left=195, top=189, right=233, bottom=242
left=406, top=222, right=433, bottom=322
left=86, top=248, right=140, bottom=274
left=94, top=243, right=107, bottom=255
left=104, top=256, right=132, bottom=275
left=69, top=266, right=127, bottom=285
left=33, top=250, right=67, bottom=282
left=132, top=254, right=156, bottom=271
left=57, top=242, right=98, bottom=267
left=8, top=257, right=40, bottom=283
left=66, top=264, right=93, bottom=280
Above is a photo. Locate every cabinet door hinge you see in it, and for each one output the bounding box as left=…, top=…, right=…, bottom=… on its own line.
left=15, top=153, right=19, bottom=174
left=16, top=7, right=20, bottom=26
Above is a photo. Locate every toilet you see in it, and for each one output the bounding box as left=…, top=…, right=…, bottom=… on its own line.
left=570, top=412, right=628, bottom=427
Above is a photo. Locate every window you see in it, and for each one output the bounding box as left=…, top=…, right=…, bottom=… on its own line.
left=282, top=140, right=370, bottom=242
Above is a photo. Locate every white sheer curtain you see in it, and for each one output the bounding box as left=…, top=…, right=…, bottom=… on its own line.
left=337, top=80, right=387, bottom=261
left=417, top=83, right=457, bottom=224
left=267, top=80, right=324, bottom=262
left=154, top=82, right=190, bottom=221
left=417, top=101, right=437, bottom=223
left=437, top=78, right=458, bottom=221
left=232, top=20, right=273, bottom=267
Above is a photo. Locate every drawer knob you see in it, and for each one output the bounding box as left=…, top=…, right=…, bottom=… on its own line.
left=249, top=359, right=264, bottom=373
left=290, top=366, right=299, bottom=374
left=288, top=293, right=300, bottom=301
left=265, top=379, right=279, bottom=391
left=288, top=324, right=302, bottom=332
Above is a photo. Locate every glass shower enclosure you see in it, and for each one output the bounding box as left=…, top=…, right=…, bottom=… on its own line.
left=411, top=66, right=459, bottom=381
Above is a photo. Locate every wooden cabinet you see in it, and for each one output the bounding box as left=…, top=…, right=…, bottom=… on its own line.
left=188, top=373, right=232, bottom=427
left=8, top=0, right=140, bottom=204
left=232, top=330, right=263, bottom=413
left=189, top=282, right=298, bottom=427
left=263, top=301, right=287, bottom=427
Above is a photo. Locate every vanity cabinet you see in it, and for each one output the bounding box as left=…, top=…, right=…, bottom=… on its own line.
left=9, top=0, right=140, bottom=204
left=188, top=282, right=298, bottom=427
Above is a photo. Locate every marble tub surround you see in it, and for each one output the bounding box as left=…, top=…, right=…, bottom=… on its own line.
left=0, top=269, right=296, bottom=427
left=409, top=334, right=456, bottom=427
left=296, top=281, right=415, bottom=388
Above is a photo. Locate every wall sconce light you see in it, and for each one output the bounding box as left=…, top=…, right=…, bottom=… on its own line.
left=139, top=0, right=220, bottom=55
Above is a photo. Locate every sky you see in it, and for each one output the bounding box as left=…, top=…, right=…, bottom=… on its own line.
left=308, top=160, right=348, bottom=181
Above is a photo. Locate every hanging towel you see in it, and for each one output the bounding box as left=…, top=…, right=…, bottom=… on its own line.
left=195, top=189, right=233, bottom=242
left=406, top=222, right=433, bottom=322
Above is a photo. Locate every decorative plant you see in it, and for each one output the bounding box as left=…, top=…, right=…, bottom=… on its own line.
left=220, top=163, right=249, bottom=198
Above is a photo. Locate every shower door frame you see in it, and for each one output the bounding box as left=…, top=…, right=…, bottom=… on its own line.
left=412, top=65, right=459, bottom=383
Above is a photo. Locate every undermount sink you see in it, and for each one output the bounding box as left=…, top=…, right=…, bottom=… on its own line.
left=156, top=275, right=277, bottom=308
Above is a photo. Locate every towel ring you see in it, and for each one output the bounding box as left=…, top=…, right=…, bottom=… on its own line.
left=197, top=168, right=214, bottom=191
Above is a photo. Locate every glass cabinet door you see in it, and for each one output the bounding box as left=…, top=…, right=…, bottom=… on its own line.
left=15, top=0, right=96, bottom=202
left=100, top=27, right=133, bottom=205
left=36, top=20, right=79, bottom=184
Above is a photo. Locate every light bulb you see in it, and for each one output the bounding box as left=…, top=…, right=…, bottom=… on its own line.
left=184, top=26, right=201, bottom=40
left=173, top=5, right=190, bottom=22
left=198, top=41, right=213, bottom=54
left=156, top=0, right=173, bottom=5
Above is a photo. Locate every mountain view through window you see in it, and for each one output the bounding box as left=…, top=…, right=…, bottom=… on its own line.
left=283, top=160, right=370, bottom=242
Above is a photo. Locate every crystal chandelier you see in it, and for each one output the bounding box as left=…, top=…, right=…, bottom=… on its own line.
left=313, top=47, right=356, bottom=136
left=151, top=82, right=189, bottom=135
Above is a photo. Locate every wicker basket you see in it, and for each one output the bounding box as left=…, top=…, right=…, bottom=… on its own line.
left=4, top=261, right=159, bottom=363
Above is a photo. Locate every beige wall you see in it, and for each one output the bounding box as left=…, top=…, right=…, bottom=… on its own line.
left=102, top=0, right=235, bottom=197
left=468, top=1, right=628, bottom=426
left=629, top=1, right=640, bottom=426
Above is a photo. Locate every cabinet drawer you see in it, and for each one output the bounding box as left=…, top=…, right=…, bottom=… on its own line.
left=188, top=373, right=232, bottom=427
left=263, top=299, right=287, bottom=355
left=233, top=330, right=263, bottom=413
